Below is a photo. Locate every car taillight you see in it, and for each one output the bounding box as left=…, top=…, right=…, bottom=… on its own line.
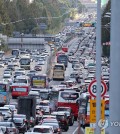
left=13, top=128, right=16, bottom=132
left=58, top=128, right=60, bottom=132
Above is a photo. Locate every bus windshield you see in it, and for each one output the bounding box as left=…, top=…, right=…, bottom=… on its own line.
left=61, top=92, right=79, bottom=100
left=14, top=79, right=27, bottom=84
left=13, top=87, right=27, bottom=92
left=54, top=65, right=64, bottom=70
left=12, top=50, right=19, bottom=56
left=20, top=59, right=30, bottom=65
left=0, top=84, right=7, bottom=92
left=58, top=55, right=67, bottom=61
left=31, top=76, right=46, bottom=88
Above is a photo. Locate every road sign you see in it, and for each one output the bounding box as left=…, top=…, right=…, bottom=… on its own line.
left=90, top=100, right=105, bottom=123
left=39, top=23, right=47, bottom=30
left=88, top=79, right=107, bottom=98
left=85, top=127, right=105, bottom=134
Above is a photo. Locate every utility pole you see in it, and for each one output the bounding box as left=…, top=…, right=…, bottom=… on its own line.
left=95, top=0, right=101, bottom=134
left=109, top=1, right=120, bottom=134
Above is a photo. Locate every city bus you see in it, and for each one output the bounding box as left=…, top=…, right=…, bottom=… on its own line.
left=19, top=56, right=31, bottom=70
left=0, top=81, right=10, bottom=105
left=11, top=83, right=30, bottom=99
left=58, top=88, right=81, bottom=120
left=11, top=49, right=20, bottom=58
left=57, top=54, right=68, bottom=68
left=62, top=44, right=68, bottom=52
left=31, top=74, right=49, bottom=88
left=53, top=64, right=65, bottom=80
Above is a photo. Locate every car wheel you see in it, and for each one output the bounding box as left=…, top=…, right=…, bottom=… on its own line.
left=64, top=126, right=69, bottom=132
left=70, top=117, right=74, bottom=126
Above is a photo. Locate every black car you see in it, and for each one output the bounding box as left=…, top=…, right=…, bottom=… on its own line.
left=51, top=112, right=69, bottom=131
left=7, top=118, right=27, bottom=133
left=57, top=107, right=74, bottom=126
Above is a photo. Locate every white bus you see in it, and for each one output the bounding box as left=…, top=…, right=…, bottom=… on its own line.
left=19, top=56, right=31, bottom=70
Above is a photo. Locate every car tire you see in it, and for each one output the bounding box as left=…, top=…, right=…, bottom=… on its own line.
left=64, top=126, right=69, bottom=132
left=70, top=117, right=74, bottom=126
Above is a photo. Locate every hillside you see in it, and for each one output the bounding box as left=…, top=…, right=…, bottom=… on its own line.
left=0, top=0, right=83, bottom=36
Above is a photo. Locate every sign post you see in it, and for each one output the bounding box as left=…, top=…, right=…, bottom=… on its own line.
left=88, top=79, right=107, bottom=133
left=90, top=100, right=105, bottom=123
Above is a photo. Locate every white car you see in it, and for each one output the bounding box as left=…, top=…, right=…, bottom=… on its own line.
left=0, top=62, right=4, bottom=68
left=3, top=74, right=13, bottom=83
left=32, top=125, right=53, bottom=134
left=37, top=60, right=45, bottom=65
left=15, top=68, right=25, bottom=75
left=3, top=71, right=12, bottom=76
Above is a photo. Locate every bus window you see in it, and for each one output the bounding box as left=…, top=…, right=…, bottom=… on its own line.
left=13, top=87, right=27, bottom=92
left=61, top=92, right=79, bottom=100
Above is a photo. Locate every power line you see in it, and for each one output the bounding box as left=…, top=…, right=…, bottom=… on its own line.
left=1, top=9, right=73, bottom=26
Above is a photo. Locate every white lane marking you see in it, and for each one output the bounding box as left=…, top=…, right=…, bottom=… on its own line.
left=72, top=127, right=78, bottom=134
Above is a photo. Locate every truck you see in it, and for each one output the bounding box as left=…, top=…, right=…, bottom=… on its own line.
left=17, top=96, right=36, bottom=128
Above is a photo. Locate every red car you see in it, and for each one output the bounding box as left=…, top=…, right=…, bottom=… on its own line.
left=34, top=65, right=42, bottom=71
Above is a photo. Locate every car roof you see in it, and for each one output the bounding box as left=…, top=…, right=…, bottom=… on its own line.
left=0, top=107, right=9, bottom=110
left=34, top=125, right=52, bottom=129
left=51, top=112, right=66, bottom=115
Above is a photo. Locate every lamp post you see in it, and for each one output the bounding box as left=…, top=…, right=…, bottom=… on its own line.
left=21, top=33, right=24, bottom=49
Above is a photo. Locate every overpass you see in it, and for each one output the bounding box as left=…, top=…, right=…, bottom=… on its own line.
left=7, top=37, right=45, bottom=49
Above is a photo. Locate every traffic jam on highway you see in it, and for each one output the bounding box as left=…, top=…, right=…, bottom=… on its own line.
left=0, top=13, right=109, bottom=134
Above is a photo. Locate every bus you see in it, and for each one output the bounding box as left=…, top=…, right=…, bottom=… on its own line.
left=53, top=64, right=65, bottom=80
left=62, top=44, right=68, bottom=52
left=13, top=75, right=31, bottom=86
left=0, top=81, right=10, bottom=105
left=31, top=74, right=49, bottom=88
left=57, top=54, right=68, bottom=68
left=58, top=88, right=81, bottom=120
left=11, top=49, right=20, bottom=58
left=19, top=56, right=31, bottom=70
left=11, top=83, right=30, bottom=99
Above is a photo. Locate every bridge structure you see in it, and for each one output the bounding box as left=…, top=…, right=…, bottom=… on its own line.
left=7, top=35, right=56, bottom=49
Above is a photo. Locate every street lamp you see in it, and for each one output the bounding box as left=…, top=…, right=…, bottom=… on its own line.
left=21, top=33, right=24, bottom=49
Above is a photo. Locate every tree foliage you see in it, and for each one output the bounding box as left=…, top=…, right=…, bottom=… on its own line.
left=0, top=0, right=82, bottom=35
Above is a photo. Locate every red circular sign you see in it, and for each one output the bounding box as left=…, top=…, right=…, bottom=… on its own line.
left=88, top=79, right=107, bottom=98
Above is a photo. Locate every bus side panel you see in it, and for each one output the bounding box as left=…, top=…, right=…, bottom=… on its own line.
left=58, top=102, right=79, bottom=118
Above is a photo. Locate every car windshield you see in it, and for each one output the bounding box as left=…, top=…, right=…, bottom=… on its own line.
left=0, top=122, right=14, bottom=127
left=40, top=93, right=49, bottom=99
left=3, top=76, right=10, bottom=79
left=0, top=109, right=9, bottom=112
left=14, top=115, right=25, bottom=119
left=40, top=102, right=49, bottom=106
left=56, top=115, right=65, bottom=120
left=33, top=128, right=50, bottom=133
left=57, top=108, right=70, bottom=112
left=9, top=118, right=23, bottom=123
